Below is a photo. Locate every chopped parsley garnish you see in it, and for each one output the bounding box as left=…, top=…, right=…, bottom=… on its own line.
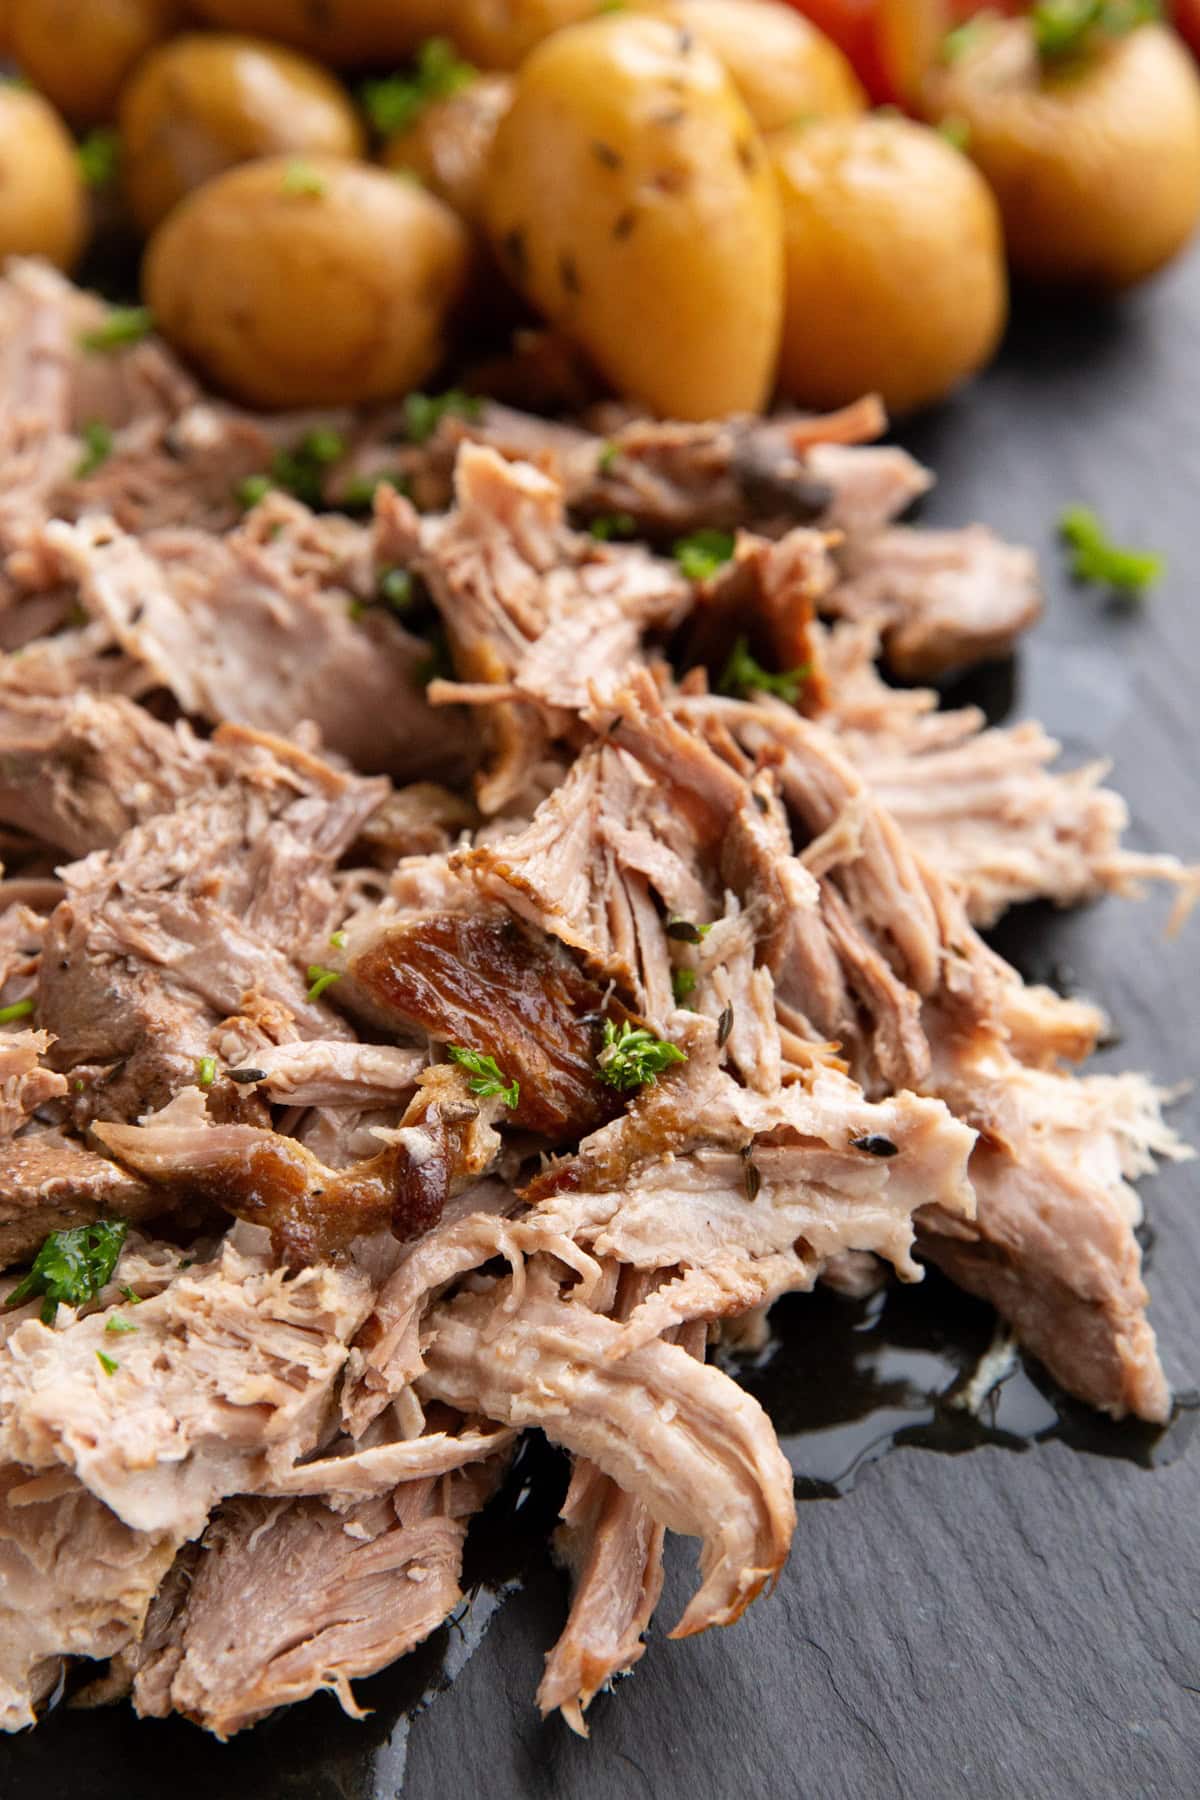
left=671, top=966, right=697, bottom=1003
left=7, top=1221, right=129, bottom=1325
left=939, top=13, right=999, bottom=61
left=403, top=388, right=482, bottom=444
left=281, top=159, right=326, bottom=196
left=1031, top=0, right=1157, bottom=60
left=596, top=1019, right=687, bottom=1091
left=270, top=429, right=346, bottom=506
left=1059, top=504, right=1163, bottom=597
left=0, top=997, right=35, bottom=1025
left=96, top=1350, right=119, bottom=1375
left=342, top=470, right=409, bottom=510
left=446, top=1044, right=520, bottom=1108
left=589, top=512, right=637, bottom=541
left=235, top=473, right=271, bottom=510
left=718, top=637, right=810, bottom=703
left=119, top=1285, right=142, bottom=1305
left=105, top=1314, right=137, bottom=1335
left=75, top=421, right=113, bottom=479
left=329, top=928, right=347, bottom=950
left=937, top=115, right=971, bottom=151
left=378, top=566, right=414, bottom=611
left=306, top=965, right=342, bottom=1002
left=597, top=441, right=620, bottom=473
left=196, top=1055, right=216, bottom=1088
left=361, top=38, right=477, bottom=137
left=674, top=528, right=735, bottom=582
left=77, top=126, right=119, bottom=189
left=80, top=305, right=155, bottom=353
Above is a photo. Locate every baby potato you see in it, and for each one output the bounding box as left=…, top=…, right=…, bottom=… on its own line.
left=771, top=113, right=1006, bottom=414
left=8, top=0, right=180, bottom=126
left=648, top=0, right=866, bottom=132
left=120, top=34, right=365, bottom=235
left=383, top=73, right=513, bottom=229
left=188, top=0, right=447, bottom=64
left=449, top=0, right=606, bottom=69
left=922, top=21, right=1200, bottom=289
left=0, top=83, right=86, bottom=270
left=144, top=155, right=470, bottom=408
left=483, top=15, right=783, bottom=419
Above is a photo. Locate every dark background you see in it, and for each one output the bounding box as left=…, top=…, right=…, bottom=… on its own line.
left=5, top=248, right=1200, bottom=1800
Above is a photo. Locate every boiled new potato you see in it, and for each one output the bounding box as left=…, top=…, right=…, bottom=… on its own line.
left=144, top=155, right=470, bottom=408
left=0, top=84, right=86, bottom=270
left=450, top=0, right=606, bottom=69
left=922, top=20, right=1200, bottom=289
left=383, top=73, right=513, bottom=228
left=8, top=0, right=180, bottom=126
left=770, top=113, right=1005, bottom=414
left=647, top=0, right=865, bottom=132
left=483, top=15, right=783, bottom=418
left=188, top=0, right=447, bottom=64
left=120, top=34, right=365, bottom=235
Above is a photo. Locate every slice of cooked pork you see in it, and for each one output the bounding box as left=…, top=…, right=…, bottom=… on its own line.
left=0, top=1133, right=160, bottom=1268
left=0, top=1028, right=65, bottom=1138
left=0, top=1235, right=373, bottom=1536
left=418, top=1260, right=796, bottom=1638
left=132, top=1455, right=505, bottom=1737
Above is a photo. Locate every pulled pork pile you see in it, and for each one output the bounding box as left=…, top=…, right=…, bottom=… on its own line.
left=0, top=262, right=1194, bottom=1740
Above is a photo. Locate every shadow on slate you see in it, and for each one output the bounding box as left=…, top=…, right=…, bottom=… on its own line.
left=6, top=248, right=1200, bottom=1800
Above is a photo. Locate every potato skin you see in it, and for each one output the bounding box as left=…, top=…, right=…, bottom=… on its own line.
left=648, top=0, right=865, bottom=133
left=187, top=0, right=446, bottom=65
left=0, top=85, right=87, bottom=270
left=483, top=15, right=783, bottom=419
left=923, top=21, right=1200, bottom=290
left=383, top=74, right=513, bottom=229
left=771, top=114, right=1006, bottom=415
left=144, top=155, right=470, bottom=408
left=9, top=0, right=180, bottom=126
left=449, top=0, right=604, bottom=70
left=119, top=34, right=365, bottom=235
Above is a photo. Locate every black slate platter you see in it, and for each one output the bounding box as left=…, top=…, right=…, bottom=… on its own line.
left=5, top=251, right=1200, bottom=1800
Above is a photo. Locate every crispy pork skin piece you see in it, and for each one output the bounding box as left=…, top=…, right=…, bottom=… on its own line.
left=350, top=909, right=622, bottom=1140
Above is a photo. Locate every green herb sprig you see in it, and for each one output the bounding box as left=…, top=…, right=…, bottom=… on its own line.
left=361, top=38, right=477, bottom=138
left=718, top=637, right=810, bottom=703
left=80, top=306, right=155, bottom=353
left=1059, top=504, right=1163, bottom=597
left=674, top=528, right=735, bottom=582
left=0, top=997, right=35, bottom=1025
left=446, top=1044, right=520, bottom=1108
left=306, top=965, right=342, bottom=1002
left=596, top=1019, right=687, bottom=1092
left=7, top=1221, right=129, bottom=1326
left=75, top=421, right=113, bottom=479
left=403, top=388, right=483, bottom=445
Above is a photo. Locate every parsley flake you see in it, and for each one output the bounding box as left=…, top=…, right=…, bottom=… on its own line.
left=80, top=306, right=155, bottom=353
left=0, top=997, right=35, bottom=1025
left=306, top=965, right=342, bottom=1002
left=329, top=929, right=347, bottom=950
left=596, top=1019, right=687, bottom=1091
left=446, top=1044, right=520, bottom=1109
left=1059, top=504, right=1163, bottom=597
left=939, top=12, right=1000, bottom=61
left=589, top=512, right=637, bottom=541
left=674, top=528, right=735, bottom=582
left=75, top=421, right=113, bottom=479
left=1031, top=0, right=1157, bottom=60
left=105, top=1314, right=137, bottom=1335
left=96, top=1350, right=119, bottom=1375
left=270, top=429, right=346, bottom=506
left=671, top=966, right=697, bottom=1003
left=361, top=39, right=477, bottom=137
left=196, top=1055, right=216, bottom=1088
left=281, top=159, right=326, bottom=196
left=342, top=470, right=409, bottom=510
left=718, top=637, right=810, bottom=703
left=403, top=388, right=482, bottom=444
left=378, top=566, right=414, bottom=611
left=597, top=441, right=620, bottom=473
left=7, top=1221, right=129, bottom=1325
left=235, top=473, right=272, bottom=510
left=119, top=1285, right=143, bottom=1305
left=77, top=126, right=119, bottom=189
